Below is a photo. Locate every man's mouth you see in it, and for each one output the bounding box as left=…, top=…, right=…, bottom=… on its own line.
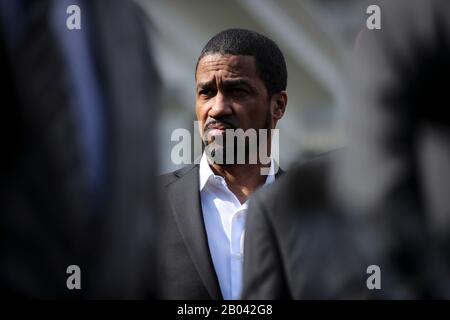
left=208, top=128, right=225, bottom=137
left=206, top=122, right=229, bottom=130
left=205, top=122, right=234, bottom=135
left=203, top=121, right=237, bottom=144
left=208, top=124, right=227, bottom=132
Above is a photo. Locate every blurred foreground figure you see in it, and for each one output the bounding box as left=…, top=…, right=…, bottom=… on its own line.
left=0, top=0, right=160, bottom=298
left=242, top=0, right=450, bottom=299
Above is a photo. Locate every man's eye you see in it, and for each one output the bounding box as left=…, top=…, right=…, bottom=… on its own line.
left=232, top=88, right=247, bottom=95
left=199, top=89, right=213, bottom=97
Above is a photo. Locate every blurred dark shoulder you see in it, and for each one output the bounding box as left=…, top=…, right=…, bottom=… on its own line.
left=250, top=150, right=339, bottom=216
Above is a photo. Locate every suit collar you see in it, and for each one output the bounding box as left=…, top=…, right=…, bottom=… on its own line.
left=199, top=154, right=280, bottom=191
left=166, top=165, right=223, bottom=300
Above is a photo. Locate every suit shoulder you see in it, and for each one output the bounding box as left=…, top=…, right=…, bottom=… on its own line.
left=250, top=152, right=337, bottom=218
left=157, top=164, right=198, bottom=187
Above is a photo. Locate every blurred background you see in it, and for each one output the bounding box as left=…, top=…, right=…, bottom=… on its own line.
left=136, top=0, right=367, bottom=173
left=2, top=0, right=449, bottom=300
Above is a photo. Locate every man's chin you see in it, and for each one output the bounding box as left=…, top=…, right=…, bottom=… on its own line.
left=205, top=144, right=250, bottom=166
left=204, top=131, right=225, bottom=144
left=204, top=143, right=225, bottom=165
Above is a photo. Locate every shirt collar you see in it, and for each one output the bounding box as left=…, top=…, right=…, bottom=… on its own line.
left=199, top=153, right=276, bottom=191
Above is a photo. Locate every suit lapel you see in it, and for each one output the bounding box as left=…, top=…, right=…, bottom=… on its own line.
left=167, top=165, right=222, bottom=300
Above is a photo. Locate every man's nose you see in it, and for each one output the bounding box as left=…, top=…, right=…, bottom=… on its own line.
left=208, top=91, right=232, bottom=118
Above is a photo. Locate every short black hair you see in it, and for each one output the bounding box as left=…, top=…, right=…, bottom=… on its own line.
left=196, top=28, right=287, bottom=97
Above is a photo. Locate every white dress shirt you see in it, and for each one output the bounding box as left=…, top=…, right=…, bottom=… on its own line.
left=199, top=154, right=276, bottom=300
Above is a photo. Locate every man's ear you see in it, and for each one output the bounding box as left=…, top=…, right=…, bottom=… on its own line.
left=271, top=91, right=288, bottom=121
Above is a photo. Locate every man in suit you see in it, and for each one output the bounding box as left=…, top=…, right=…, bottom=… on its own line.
left=0, top=0, right=160, bottom=298
left=156, top=29, right=288, bottom=299
left=242, top=0, right=450, bottom=299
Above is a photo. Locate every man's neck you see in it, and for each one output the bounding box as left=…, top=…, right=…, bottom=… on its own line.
left=210, top=162, right=269, bottom=204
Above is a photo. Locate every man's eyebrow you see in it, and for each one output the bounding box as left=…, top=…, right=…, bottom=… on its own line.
left=196, top=78, right=256, bottom=91
left=222, top=79, right=256, bottom=90
left=196, top=80, right=214, bottom=91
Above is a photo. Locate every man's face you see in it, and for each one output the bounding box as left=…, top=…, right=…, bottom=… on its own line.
left=195, top=54, right=272, bottom=158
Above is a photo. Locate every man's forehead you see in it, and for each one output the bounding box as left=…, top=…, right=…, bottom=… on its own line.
left=196, top=54, right=258, bottom=81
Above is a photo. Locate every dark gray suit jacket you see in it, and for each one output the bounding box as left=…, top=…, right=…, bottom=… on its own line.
left=156, top=164, right=222, bottom=299
left=155, top=164, right=283, bottom=300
